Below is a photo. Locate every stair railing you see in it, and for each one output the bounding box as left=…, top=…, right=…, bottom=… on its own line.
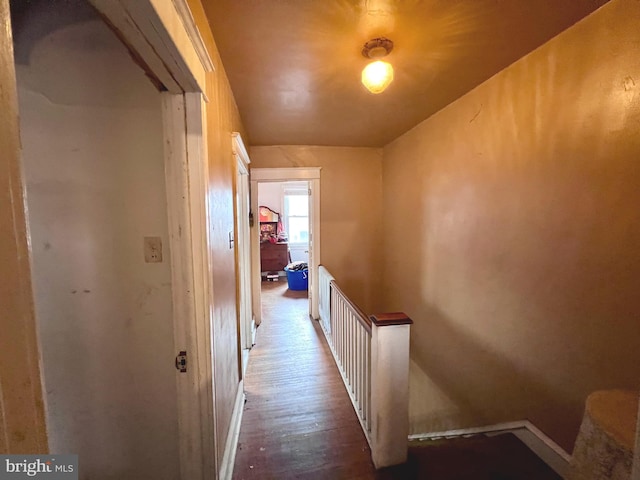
left=318, top=265, right=412, bottom=469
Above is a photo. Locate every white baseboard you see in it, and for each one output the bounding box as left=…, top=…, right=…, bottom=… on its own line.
left=219, top=381, right=245, bottom=480
left=242, top=349, right=250, bottom=376
left=518, top=420, right=571, bottom=476
left=408, top=421, right=525, bottom=441
left=409, top=420, right=570, bottom=477
left=251, top=318, right=257, bottom=346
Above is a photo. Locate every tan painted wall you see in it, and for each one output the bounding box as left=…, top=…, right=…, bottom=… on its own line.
left=187, top=0, right=248, bottom=464
left=250, top=146, right=384, bottom=314
left=0, top=0, right=48, bottom=454
left=382, top=0, right=640, bottom=452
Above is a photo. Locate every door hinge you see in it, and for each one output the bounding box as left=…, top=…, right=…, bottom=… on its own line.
left=175, top=350, right=187, bottom=373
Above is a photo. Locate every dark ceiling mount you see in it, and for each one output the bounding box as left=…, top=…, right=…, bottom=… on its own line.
left=362, top=37, right=394, bottom=59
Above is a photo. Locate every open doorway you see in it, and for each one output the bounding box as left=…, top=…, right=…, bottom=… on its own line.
left=258, top=181, right=310, bottom=280
left=256, top=181, right=311, bottom=332
left=12, top=1, right=179, bottom=476
left=250, top=168, right=321, bottom=329
left=9, top=0, right=221, bottom=477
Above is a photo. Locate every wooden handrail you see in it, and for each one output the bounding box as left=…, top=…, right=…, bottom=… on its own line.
left=370, top=312, right=413, bottom=327
left=330, top=280, right=372, bottom=333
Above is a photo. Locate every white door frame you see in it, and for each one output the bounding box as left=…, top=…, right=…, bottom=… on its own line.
left=89, top=1, right=219, bottom=479
left=232, top=133, right=254, bottom=353
left=250, top=168, right=321, bottom=323
left=1, top=0, right=49, bottom=453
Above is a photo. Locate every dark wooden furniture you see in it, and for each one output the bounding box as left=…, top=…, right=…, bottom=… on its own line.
left=260, top=242, right=289, bottom=272
left=259, top=205, right=280, bottom=242
left=259, top=205, right=289, bottom=271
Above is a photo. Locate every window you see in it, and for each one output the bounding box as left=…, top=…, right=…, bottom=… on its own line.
left=284, top=190, right=308, bottom=244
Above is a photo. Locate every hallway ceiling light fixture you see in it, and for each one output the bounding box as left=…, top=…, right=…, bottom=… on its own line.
left=361, top=37, right=394, bottom=94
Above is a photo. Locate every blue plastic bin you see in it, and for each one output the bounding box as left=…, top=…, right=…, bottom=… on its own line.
left=284, top=267, right=308, bottom=291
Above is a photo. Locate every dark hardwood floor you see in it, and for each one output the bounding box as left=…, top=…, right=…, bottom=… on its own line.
left=232, top=280, right=561, bottom=480
left=232, top=280, right=376, bottom=479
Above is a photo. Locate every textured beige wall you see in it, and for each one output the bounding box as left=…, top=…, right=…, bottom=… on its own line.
left=250, top=146, right=384, bottom=314
left=383, top=0, right=640, bottom=452
left=188, top=0, right=248, bottom=464
left=0, top=0, right=48, bottom=454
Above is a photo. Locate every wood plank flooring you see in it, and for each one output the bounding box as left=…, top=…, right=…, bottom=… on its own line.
left=232, top=280, right=561, bottom=480
left=232, top=280, right=376, bottom=479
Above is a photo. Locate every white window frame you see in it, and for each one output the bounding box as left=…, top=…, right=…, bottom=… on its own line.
left=283, top=186, right=309, bottom=246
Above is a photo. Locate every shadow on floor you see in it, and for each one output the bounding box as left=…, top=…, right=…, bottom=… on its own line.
left=376, top=433, right=561, bottom=480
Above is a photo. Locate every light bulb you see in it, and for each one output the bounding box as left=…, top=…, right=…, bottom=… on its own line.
left=361, top=60, right=394, bottom=94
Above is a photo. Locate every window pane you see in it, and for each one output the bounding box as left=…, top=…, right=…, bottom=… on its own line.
left=286, top=195, right=308, bottom=216
left=288, top=217, right=309, bottom=244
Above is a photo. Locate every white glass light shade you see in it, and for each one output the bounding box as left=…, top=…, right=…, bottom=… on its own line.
left=361, top=60, right=394, bottom=94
